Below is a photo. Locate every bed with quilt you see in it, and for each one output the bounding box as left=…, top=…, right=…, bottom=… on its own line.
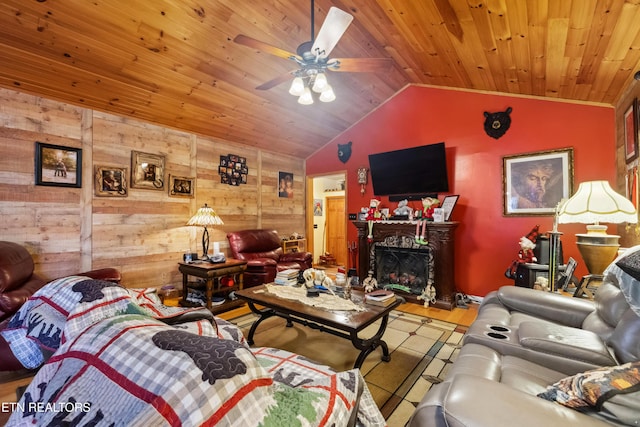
left=0, top=275, right=386, bottom=426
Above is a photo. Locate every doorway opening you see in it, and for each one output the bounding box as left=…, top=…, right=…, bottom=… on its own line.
left=306, top=173, right=347, bottom=268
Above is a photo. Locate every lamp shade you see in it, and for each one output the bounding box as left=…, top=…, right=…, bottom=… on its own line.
left=187, top=204, right=224, bottom=227
left=558, top=181, right=637, bottom=225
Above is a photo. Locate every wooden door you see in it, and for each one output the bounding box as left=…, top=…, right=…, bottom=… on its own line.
left=325, top=196, right=347, bottom=266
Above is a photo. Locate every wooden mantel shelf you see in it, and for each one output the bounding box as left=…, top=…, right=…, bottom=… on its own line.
left=352, top=220, right=459, bottom=310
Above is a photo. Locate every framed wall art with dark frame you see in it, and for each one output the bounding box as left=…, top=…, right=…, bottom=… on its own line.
left=441, top=195, right=459, bottom=221
left=503, top=147, right=574, bottom=216
left=169, top=175, right=195, bottom=198
left=34, top=142, right=82, bottom=188
left=94, top=166, right=128, bottom=197
left=131, top=151, right=165, bottom=190
left=218, top=154, right=248, bottom=186
left=625, top=98, right=639, bottom=164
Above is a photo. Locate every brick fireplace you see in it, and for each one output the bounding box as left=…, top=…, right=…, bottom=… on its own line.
left=353, top=220, right=458, bottom=310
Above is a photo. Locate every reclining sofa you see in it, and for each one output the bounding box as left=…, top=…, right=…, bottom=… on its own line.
left=227, top=229, right=312, bottom=287
left=410, top=245, right=640, bottom=426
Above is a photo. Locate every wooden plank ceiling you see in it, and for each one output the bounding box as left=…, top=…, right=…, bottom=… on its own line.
left=0, top=0, right=639, bottom=158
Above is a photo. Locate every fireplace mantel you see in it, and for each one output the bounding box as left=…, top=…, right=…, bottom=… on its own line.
left=352, top=220, right=459, bottom=310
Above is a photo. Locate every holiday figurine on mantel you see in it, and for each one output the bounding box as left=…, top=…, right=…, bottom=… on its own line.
left=415, top=197, right=440, bottom=245
left=366, top=198, right=382, bottom=243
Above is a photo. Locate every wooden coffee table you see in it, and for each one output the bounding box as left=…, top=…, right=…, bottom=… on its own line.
left=235, top=284, right=403, bottom=369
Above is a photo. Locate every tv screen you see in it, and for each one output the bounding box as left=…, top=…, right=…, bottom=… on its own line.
left=368, top=142, right=449, bottom=197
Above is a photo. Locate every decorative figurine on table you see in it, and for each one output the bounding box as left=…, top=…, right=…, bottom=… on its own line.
left=393, top=199, right=412, bottom=217
left=362, top=270, right=378, bottom=293
left=414, top=197, right=440, bottom=245
left=366, top=198, right=382, bottom=243
left=504, top=225, right=540, bottom=279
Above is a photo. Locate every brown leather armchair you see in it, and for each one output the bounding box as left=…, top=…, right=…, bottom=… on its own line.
left=227, top=229, right=312, bottom=288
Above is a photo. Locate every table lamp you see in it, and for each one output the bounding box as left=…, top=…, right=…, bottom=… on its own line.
left=187, top=203, right=224, bottom=260
left=557, top=180, right=637, bottom=276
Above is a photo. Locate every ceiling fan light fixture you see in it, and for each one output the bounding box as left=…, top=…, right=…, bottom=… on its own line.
left=298, top=87, right=314, bottom=105
left=319, top=85, right=336, bottom=102
left=289, top=77, right=305, bottom=96
left=312, top=73, right=328, bottom=93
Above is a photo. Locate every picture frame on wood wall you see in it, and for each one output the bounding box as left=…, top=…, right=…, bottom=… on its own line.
left=34, top=142, right=82, bottom=188
left=624, top=98, right=638, bottom=164
left=131, top=151, right=165, bottom=190
left=94, top=166, right=128, bottom=197
left=169, top=175, right=194, bottom=197
left=503, top=148, right=574, bottom=216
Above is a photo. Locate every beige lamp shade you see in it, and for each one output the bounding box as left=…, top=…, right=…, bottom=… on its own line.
left=187, top=204, right=224, bottom=227
left=187, top=204, right=223, bottom=258
left=557, top=180, right=636, bottom=226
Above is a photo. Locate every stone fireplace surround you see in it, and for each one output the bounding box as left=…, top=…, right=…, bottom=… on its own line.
left=353, top=221, right=458, bottom=310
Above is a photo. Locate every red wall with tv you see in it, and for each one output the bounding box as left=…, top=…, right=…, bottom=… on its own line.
left=306, top=85, right=616, bottom=298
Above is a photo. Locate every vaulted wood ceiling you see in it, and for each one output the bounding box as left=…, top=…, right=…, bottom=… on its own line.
left=1, top=1, right=639, bottom=158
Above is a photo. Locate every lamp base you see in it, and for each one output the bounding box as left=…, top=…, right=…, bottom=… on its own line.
left=575, top=232, right=620, bottom=276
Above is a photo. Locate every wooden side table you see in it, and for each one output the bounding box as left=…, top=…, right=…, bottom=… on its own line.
left=178, top=259, right=247, bottom=313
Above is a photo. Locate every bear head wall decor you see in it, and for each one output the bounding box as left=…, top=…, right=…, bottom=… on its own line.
left=483, top=107, right=512, bottom=139
left=337, top=141, right=352, bottom=163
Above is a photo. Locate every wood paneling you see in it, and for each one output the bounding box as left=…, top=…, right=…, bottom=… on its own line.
left=0, top=87, right=305, bottom=288
left=0, top=1, right=639, bottom=158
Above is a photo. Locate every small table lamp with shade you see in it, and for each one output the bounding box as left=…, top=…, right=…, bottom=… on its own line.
left=187, top=203, right=224, bottom=260
left=557, top=180, right=637, bottom=296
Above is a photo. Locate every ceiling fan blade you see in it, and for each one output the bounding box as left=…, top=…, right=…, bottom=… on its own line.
left=255, top=71, right=297, bottom=90
left=328, top=57, right=394, bottom=73
left=311, top=7, right=353, bottom=59
left=234, top=34, right=300, bottom=61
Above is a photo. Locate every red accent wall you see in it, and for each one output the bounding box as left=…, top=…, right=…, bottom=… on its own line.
left=306, top=85, right=615, bottom=297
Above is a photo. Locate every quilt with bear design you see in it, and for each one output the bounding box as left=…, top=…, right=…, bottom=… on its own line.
left=3, top=276, right=385, bottom=426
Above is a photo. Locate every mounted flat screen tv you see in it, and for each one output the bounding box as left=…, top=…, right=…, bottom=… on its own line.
left=368, top=142, right=449, bottom=198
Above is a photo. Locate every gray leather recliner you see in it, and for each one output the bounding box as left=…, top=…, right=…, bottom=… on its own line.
left=409, top=247, right=640, bottom=426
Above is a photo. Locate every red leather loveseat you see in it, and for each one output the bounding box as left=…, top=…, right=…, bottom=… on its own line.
left=227, top=229, right=312, bottom=288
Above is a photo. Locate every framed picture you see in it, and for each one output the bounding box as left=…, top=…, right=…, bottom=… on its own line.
left=441, top=195, right=459, bottom=221
left=503, top=148, right=574, bottom=216
left=624, top=99, right=639, bottom=164
left=218, top=153, right=248, bottom=186
left=278, top=171, right=294, bottom=198
left=131, top=151, right=165, bottom=190
left=313, top=199, right=323, bottom=216
left=34, top=142, right=82, bottom=188
left=94, top=166, right=128, bottom=197
left=169, top=175, right=194, bottom=197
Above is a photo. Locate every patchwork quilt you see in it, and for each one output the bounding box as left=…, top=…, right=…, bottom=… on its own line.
left=2, top=276, right=386, bottom=426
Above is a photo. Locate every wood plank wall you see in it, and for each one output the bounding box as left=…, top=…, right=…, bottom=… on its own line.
left=0, top=87, right=306, bottom=289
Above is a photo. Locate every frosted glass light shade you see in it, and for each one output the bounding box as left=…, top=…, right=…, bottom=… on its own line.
left=298, top=87, right=314, bottom=105
left=288, top=77, right=305, bottom=96
left=319, top=85, right=336, bottom=102
left=558, top=180, right=637, bottom=225
left=312, top=73, right=328, bottom=93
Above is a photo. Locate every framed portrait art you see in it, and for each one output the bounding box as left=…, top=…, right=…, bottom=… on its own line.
left=131, top=151, right=165, bottom=190
left=624, top=98, right=638, bottom=164
left=35, top=142, right=82, bottom=188
left=503, top=148, right=574, bottom=216
left=169, top=175, right=194, bottom=198
left=94, top=166, right=128, bottom=197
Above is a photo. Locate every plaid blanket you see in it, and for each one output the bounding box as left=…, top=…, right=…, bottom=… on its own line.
left=3, top=276, right=386, bottom=426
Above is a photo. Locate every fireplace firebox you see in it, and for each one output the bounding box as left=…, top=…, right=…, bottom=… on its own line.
left=375, top=245, right=432, bottom=295
left=353, top=220, right=458, bottom=310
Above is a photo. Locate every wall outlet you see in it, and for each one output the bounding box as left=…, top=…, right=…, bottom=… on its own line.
left=348, top=213, right=357, bottom=220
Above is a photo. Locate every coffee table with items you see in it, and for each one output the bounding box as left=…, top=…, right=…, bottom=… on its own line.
left=235, top=283, right=403, bottom=369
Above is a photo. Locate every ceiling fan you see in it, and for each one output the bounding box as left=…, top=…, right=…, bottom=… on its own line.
left=234, top=0, right=392, bottom=104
